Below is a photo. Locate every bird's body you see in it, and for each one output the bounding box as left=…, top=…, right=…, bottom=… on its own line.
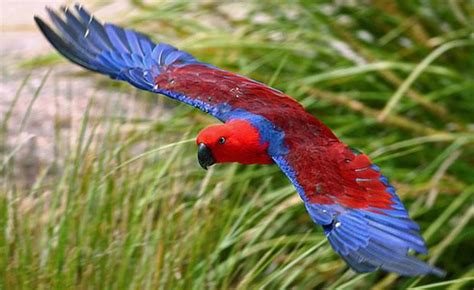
left=35, top=5, right=444, bottom=277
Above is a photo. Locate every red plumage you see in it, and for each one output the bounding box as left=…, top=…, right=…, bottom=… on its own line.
left=156, top=64, right=393, bottom=209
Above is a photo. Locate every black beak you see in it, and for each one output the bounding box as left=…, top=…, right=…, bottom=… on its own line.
left=198, top=143, right=215, bottom=170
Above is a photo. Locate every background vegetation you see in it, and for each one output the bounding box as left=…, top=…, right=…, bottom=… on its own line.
left=1, top=0, right=473, bottom=289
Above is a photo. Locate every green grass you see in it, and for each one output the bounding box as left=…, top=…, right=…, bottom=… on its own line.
left=2, top=0, right=474, bottom=289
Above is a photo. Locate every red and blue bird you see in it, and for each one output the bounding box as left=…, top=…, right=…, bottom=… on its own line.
left=35, top=5, right=444, bottom=277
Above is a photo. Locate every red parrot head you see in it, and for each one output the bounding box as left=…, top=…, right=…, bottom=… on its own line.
left=196, top=119, right=273, bottom=169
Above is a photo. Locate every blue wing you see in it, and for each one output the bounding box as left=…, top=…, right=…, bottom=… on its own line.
left=34, top=5, right=284, bottom=123
left=299, top=152, right=445, bottom=277
left=273, top=140, right=445, bottom=277
left=34, top=5, right=210, bottom=106
left=306, top=203, right=445, bottom=276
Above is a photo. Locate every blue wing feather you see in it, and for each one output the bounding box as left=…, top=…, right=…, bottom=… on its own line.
left=104, top=24, right=130, bottom=53
left=125, top=30, right=142, bottom=54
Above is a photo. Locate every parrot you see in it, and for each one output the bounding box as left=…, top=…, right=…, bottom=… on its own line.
left=34, top=5, right=444, bottom=277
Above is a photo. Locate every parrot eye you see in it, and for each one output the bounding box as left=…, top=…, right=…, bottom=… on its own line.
left=218, top=137, right=226, bottom=144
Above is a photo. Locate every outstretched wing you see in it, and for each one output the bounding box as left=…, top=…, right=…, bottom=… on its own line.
left=34, top=5, right=306, bottom=124
left=36, top=6, right=443, bottom=276
left=274, top=139, right=445, bottom=276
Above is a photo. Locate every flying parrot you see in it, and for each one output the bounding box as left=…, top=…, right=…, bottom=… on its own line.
left=34, top=5, right=444, bottom=277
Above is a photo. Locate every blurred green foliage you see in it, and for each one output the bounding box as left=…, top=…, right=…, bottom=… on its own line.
left=1, top=0, right=473, bottom=289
